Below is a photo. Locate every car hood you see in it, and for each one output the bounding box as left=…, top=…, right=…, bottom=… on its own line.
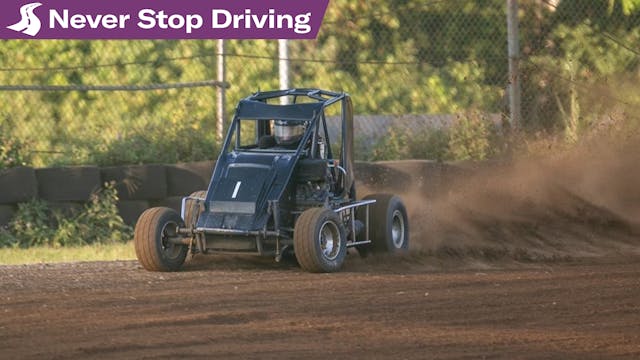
left=197, top=152, right=296, bottom=231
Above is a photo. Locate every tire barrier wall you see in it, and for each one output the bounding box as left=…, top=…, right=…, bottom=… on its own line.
left=0, top=160, right=215, bottom=226
left=0, top=160, right=465, bottom=227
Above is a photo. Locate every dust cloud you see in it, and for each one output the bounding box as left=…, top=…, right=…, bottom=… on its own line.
left=357, top=136, right=640, bottom=261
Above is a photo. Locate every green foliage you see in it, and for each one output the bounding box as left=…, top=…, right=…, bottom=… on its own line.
left=448, top=112, right=492, bottom=161
left=0, top=182, right=132, bottom=248
left=0, top=1, right=509, bottom=168
left=291, top=0, right=504, bottom=115
left=86, top=120, right=218, bottom=166
left=371, top=127, right=408, bottom=161
left=370, top=112, right=495, bottom=162
left=0, top=199, right=54, bottom=247
left=525, top=20, right=640, bottom=138
left=0, top=40, right=221, bottom=167
left=0, top=128, right=31, bottom=170
left=610, top=0, right=640, bottom=15
left=552, top=0, right=640, bottom=28
left=370, top=126, right=452, bottom=162
left=408, top=128, right=451, bottom=162
left=0, top=0, right=639, bottom=166
left=53, top=183, right=133, bottom=246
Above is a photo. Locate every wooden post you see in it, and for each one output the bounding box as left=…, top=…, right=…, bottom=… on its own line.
left=507, top=0, right=522, bottom=127
left=278, top=39, right=290, bottom=105
left=217, top=39, right=226, bottom=142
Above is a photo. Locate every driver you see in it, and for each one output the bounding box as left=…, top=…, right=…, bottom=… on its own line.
left=258, top=119, right=307, bottom=149
left=274, top=120, right=305, bottom=146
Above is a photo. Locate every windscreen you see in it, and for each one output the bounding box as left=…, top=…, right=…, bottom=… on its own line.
left=227, top=118, right=310, bottom=153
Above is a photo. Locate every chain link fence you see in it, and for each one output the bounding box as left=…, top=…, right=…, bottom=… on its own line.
left=519, top=0, right=640, bottom=140
left=1, top=0, right=639, bottom=167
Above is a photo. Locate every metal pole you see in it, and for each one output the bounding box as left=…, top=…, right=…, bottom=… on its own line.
left=278, top=39, right=290, bottom=105
left=507, top=0, right=522, bottom=128
left=216, top=39, right=226, bottom=142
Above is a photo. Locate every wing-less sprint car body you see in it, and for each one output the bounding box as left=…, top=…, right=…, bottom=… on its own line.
left=134, top=89, right=409, bottom=272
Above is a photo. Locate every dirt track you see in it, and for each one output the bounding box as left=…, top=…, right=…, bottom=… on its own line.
left=3, top=137, right=640, bottom=358
left=2, top=255, right=640, bottom=359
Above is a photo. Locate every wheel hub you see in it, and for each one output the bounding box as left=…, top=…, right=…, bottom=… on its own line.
left=391, top=210, right=405, bottom=249
left=161, top=221, right=182, bottom=259
left=319, top=220, right=341, bottom=261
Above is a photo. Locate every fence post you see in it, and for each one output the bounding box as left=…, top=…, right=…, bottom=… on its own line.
left=278, top=39, right=290, bottom=105
left=507, top=0, right=522, bottom=128
left=217, top=39, right=226, bottom=142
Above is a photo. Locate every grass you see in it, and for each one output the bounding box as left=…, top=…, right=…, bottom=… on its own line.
left=0, top=242, right=136, bottom=265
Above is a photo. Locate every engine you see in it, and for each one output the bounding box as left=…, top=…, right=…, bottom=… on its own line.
left=295, top=180, right=330, bottom=205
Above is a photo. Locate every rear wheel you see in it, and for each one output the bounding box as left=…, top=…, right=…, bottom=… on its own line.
left=134, top=207, right=188, bottom=272
left=183, top=190, right=206, bottom=227
left=358, top=194, right=409, bottom=254
left=294, top=208, right=347, bottom=273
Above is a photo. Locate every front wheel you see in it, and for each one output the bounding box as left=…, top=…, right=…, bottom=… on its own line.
left=294, top=208, right=347, bottom=273
left=358, top=194, right=409, bottom=254
left=134, top=207, right=188, bottom=272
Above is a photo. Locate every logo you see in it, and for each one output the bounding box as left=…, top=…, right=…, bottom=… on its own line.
left=7, top=2, right=42, bottom=37
left=1, top=1, right=328, bottom=40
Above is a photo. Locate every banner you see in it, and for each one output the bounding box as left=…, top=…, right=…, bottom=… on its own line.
left=0, top=0, right=329, bottom=39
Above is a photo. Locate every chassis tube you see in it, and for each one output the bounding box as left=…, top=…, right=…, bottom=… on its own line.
left=166, top=236, right=192, bottom=246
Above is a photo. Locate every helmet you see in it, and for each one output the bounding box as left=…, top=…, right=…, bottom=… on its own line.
left=274, top=120, right=305, bottom=145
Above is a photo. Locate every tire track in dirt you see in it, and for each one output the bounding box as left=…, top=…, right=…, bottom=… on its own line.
left=1, top=259, right=640, bottom=359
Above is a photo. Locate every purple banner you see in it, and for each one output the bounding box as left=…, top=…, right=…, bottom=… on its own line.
left=0, top=0, right=329, bottom=39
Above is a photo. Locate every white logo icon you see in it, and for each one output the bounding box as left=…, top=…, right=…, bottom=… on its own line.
left=7, top=3, right=43, bottom=37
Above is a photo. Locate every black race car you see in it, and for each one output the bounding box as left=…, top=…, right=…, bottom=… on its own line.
left=134, top=89, right=409, bottom=273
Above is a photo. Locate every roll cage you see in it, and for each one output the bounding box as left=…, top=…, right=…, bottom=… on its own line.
left=223, top=88, right=355, bottom=199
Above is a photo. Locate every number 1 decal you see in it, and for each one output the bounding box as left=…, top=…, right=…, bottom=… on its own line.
left=232, top=181, right=241, bottom=199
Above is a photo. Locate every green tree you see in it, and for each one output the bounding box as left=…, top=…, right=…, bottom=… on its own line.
left=609, top=0, right=640, bottom=15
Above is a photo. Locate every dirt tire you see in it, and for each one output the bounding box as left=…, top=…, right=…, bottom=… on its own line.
left=165, top=161, right=214, bottom=197
left=0, top=167, right=37, bottom=204
left=294, top=208, right=347, bottom=273
left=116, top=200, right=149, bottom=226
left=36, top=166, right=101, bottom=202
left=358, top=194, right=409, bottom=254
left=183, top=190, right=206, bottom=228
left=134, top=207, right=188, bottom=272
left=100, top=165, right=167, bottom=201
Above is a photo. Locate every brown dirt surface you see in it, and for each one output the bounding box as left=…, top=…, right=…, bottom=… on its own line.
left=1, top=257, right=640, bottom=359
left=3, top=136, right=640, bottom=359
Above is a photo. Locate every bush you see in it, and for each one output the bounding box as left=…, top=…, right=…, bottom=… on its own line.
left=44, top=119, right=219, bottom=167
left=0, top=182, right=132, bottom=248
left=369, top=111, right=496, bottom=162
left=407, top=127, right=451, bottom=161
left=0, top=199, right=53, bottom=248
left=0, top=134, right=31, bottom=170
left=91, top=122, right=218, bottom=166
left=371, top=127, right=408, bottom=161
left=447, top=111, right=492, bottom=161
